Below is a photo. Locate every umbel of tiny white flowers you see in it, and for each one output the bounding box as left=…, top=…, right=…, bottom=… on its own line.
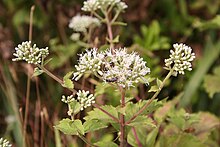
left=81, top=0, right=127, bottom=12
left=0, top=138, right=12, bottom=147
left=62, top=90, right=95, bottom=115
left=69, top=15, right=100, bottom=33
left=12, top=41, right=49, bottom=65
left=73, top=48, right=150, bottom=88
left=164, top=43, right=195, bottom=75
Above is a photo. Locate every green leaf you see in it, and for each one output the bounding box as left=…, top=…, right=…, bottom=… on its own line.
left=94, top=141, right=118, bottom=147
left=127, top=126, right=158, bottom=147
left=148, top=85, right=159, bottom=92
left=62, top=71, right=74, bottom=89
left=84, top=105, right=118, bottom=123
left=203, top=66, right=220, bottom=97
left=83, top=119, right=108, bottom=133
left=124, top=100, right=163, bottom=121
left=156, top=78, right=162, bottom=89
left=127, top=116, right=156, bottom=128
left=32, top=67, right=44, bottom=77
left=69, top=100, right=81, bottom=115
left=62, top=79, right=74, bottom=89
left=112, top=35, right=120, bottom=43
left=55, top=118, right=84, bottom=135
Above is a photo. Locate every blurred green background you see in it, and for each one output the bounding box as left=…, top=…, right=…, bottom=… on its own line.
left=0, top=0, right=220, bottom=146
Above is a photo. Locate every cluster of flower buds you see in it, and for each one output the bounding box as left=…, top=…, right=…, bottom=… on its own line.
left=0, top=138, right=12, bottom=147
left=62, top=90, right=95, bottom=113
left=76, top=90, right=95, bottom=111
left=69, top=15, right=100, bottom=33
left=165, top=43, right=195, bottom=75
left=81, top=0, right=127, bottom=12
left=73, top=48, right=150, bottom=88
left=12, top=41, right=49, bottom=65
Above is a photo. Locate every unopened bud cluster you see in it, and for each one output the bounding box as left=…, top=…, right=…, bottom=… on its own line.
left=77, top=90, right=95, bottom=110
left=62, top=90, right=95, bottom=113
left=12, top=41, right=49, bottom=65
left=82, top=0, right=127, bottom=12
left=165, top=43, right=195, bottom=75
left=69, top=15, right=100, bottom=33
left=0, top=138, right=12, bottom=147
left=73, top=48, right=150, bottom=88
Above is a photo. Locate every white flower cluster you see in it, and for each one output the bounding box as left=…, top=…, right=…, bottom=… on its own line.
left=165, top=43, right=195, bottom=75
left=62, top=90, right=95, bottom=112
left=69, top=15, right=100, bottom=33
left=103, top=48, right=150, bottom=88
left=76, top=90, right=95, bottom=111
left=0, top=138, right=12, bottom=147
left=73, top=48, right=150, bottom=88
left=12, top=41, right=49, bottom=65
left=81, top=0, right=127, bottom=12
left=73, top=48, right=105, bottom=81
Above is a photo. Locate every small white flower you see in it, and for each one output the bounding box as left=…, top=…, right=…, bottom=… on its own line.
left=77, top=90, right=95, bottom=111
left=165, top=43, right=195, bottom=75
left=102, top=48, right=150, bottom=88
left=69, top=15, right=100, bottom=33
left=70, top=33, right=80, bottom=41
left=73, top=48, right=150, bottom=88
left=73, top=48, right=104, bottom=81
left=12, top=41, right=49, bottom=65
left=81, top=0, right=101, bottom=12
left=116, top=2, right=128, bottom=11
left=0, top=138, right=12, bottom=147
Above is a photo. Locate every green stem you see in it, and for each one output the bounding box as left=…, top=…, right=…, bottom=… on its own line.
left=125, top=69, right=174, bottom=125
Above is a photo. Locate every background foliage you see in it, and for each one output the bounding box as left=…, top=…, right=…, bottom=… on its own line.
left=0, top=0, right=220, bottom=146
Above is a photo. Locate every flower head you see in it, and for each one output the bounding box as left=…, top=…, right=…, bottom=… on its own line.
left=165, top=43, right=195, bottom=75
left=81, top=0, right=127, bottom=12
left=69, top=15, right=100, bottom=33
left=102, top=48, right=150, bottom=88
left=81, top=0, right=101, bottom=12
left=73, top=48, right=105, bottom=81
left=0, top=138, right=12, bottom=147
left=12, top=41, right=49, bottom=65
left=73, top=48, right=150, bottom=88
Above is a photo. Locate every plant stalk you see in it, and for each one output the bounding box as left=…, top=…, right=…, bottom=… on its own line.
left=125, top=69, right=173, bottom=125
left=120, top=88, right=126, bottom=147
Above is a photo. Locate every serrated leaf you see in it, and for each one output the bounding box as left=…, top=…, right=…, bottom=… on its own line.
left=83, top=119, right=108, bottom=133
left=84, top=105, right=118, bottom=123
left=62, top=79, right=74, bottom=89
left=94, top=141, right=118, bottom=147
left=69, top=100, right=81, bottom=115
left=32, top=67, right=44, bottom=77
left=127, top=116, right=156, bottom=128
left=62, top=71, right=74, bottom=89
left=55, top=118, right=84, bottom=135
left=125, top=100, right=163, bottom=121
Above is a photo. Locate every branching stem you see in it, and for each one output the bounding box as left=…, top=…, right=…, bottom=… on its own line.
left=125, top=69, right=174, bottom=125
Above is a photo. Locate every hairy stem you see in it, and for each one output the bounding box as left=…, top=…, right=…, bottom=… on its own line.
left=120, top=88, right=126, bottom=147
left=125, top=69, right=173, bottom=125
